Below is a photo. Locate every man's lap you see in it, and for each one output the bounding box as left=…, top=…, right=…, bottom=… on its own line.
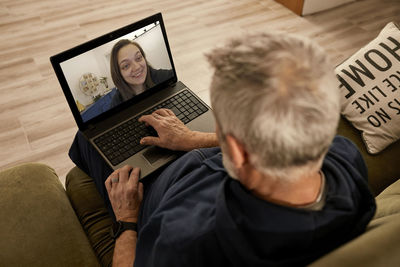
left=68, top=131, right=179, bottom=224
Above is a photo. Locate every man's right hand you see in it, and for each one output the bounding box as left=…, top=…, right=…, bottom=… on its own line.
left=138, top=108, right=219, bottom=151
left=138, top=109, right=196, bottom=151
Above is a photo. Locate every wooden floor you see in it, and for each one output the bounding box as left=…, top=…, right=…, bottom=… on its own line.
left=1, top=0, right=400, bottom=185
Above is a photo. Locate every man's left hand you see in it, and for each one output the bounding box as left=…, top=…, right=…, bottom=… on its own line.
left=105, top=166, right=143, bottom=222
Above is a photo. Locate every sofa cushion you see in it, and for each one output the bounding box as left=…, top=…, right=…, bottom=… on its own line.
left=66, top=166, right=114, bottom=267
left=0, top=163, right=100, bottom=266
left=335, top=22, right=400, bottom=154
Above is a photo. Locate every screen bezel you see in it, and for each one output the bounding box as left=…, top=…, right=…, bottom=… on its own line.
left=50, top=13, right=177, bottom=130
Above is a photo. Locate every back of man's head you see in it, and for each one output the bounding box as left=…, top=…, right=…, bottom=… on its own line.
left=207, top=32, right=340, bottom=181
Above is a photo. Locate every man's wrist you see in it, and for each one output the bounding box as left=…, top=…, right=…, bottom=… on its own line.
left=116, top=214, right=138, bottom=223
left=189, top=131, right=218, bottom=150
left=111, top=221, right=137, bottom=240
left=193, top=132, right=218, bottom=151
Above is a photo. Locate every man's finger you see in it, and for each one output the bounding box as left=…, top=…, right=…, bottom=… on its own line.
left=129, top=167, right=141, bottom=183
left=138, top=114, right=158, bottom=127
left=128, top=167, right=141, bottom=192
left=154, top=109, right=170, bottom=116
left=105, top=171, right=118, bottom=192
left=105, top=176, right=112, bottom=192
left=165, top=109, right=175, bottom=116
left=138, top=182, right=144, bottom=201
left=119, top=165, right=133, bottom=182
left=155, top=108, right=176, bottom=117
left=140, top=136, right=160, bottom=146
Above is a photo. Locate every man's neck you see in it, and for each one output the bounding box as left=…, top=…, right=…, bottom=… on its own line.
left=240, top=168, right=323, bottom=207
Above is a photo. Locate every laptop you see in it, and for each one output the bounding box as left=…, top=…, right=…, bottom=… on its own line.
left=50, top=12, right=215, bottom=178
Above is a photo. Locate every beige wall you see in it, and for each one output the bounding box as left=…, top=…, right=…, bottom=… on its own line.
left=275, top=0, right=357, bottom=16
left=303, top=0, right=356, bottom=15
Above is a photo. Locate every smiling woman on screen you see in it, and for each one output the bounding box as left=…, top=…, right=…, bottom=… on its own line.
left=110, top=39, right=173, bottom=107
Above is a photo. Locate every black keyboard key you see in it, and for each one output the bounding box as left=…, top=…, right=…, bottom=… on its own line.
left=124, top=151, right=132, bottom=158
left=188, top=112, right=198, bottom=120
left=133, top=144, right=146, bottom=153
left=189, top=96, right=199, bottom=104
left=198, top=104, right=208, bottom=113
left=117, top=155, right=125, bottom=163
left=171, top=107, right=180, bottom=116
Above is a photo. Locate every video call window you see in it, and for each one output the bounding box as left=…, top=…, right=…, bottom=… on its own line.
left=60, top=21, right=173, bottom=122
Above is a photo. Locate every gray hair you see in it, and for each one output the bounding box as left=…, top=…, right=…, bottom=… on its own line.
left=206, top=32, right=340, bottom=181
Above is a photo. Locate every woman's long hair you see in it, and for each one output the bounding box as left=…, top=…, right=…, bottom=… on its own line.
left=110, top=39, right=155, bottom=101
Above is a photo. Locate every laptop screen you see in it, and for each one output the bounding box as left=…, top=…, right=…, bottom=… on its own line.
left=51, top=13, right=176, bottom=126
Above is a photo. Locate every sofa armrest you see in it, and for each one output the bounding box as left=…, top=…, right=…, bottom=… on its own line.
left=309, top=213, right=400, bottom=267
left=66, top=166, right=114, bottom=267
left=309, top=178, right=400, bottom=266
left=0, top=163, right=100, bottom=266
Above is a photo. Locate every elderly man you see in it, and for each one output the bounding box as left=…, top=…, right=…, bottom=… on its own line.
left=70, top=32, right=376, bottom=266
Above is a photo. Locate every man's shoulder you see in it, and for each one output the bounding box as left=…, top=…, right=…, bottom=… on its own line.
left=164, top=146, right=221, bottom=170
left=331, top=135, right=359, bottom=152
left=151, top=147, right=225, bottom=206
left=327, top=136, right=367, bottom=177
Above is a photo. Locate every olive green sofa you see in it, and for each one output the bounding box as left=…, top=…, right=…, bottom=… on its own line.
left=1, top=117, right=400, bottom=266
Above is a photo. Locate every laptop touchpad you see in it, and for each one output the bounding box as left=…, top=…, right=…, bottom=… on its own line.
left=143, top=146, right=175, bottom=165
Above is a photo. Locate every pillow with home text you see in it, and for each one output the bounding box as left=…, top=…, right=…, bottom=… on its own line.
left=335, top=22, right=400, bottom=154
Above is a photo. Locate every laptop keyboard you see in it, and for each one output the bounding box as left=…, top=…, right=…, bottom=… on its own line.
left=93, top=90, right=209, bottom=166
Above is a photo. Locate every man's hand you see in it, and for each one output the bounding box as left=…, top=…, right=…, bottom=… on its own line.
left=105, top=166, right=143, bottom=222
left=138, top=108, right=196, bottom=151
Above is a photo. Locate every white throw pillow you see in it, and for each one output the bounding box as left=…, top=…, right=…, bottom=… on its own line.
left=335, top=22, right=400, bottom=154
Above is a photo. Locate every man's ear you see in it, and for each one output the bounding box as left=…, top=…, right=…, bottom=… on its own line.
left=225, top=135, right=248, bottom=169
